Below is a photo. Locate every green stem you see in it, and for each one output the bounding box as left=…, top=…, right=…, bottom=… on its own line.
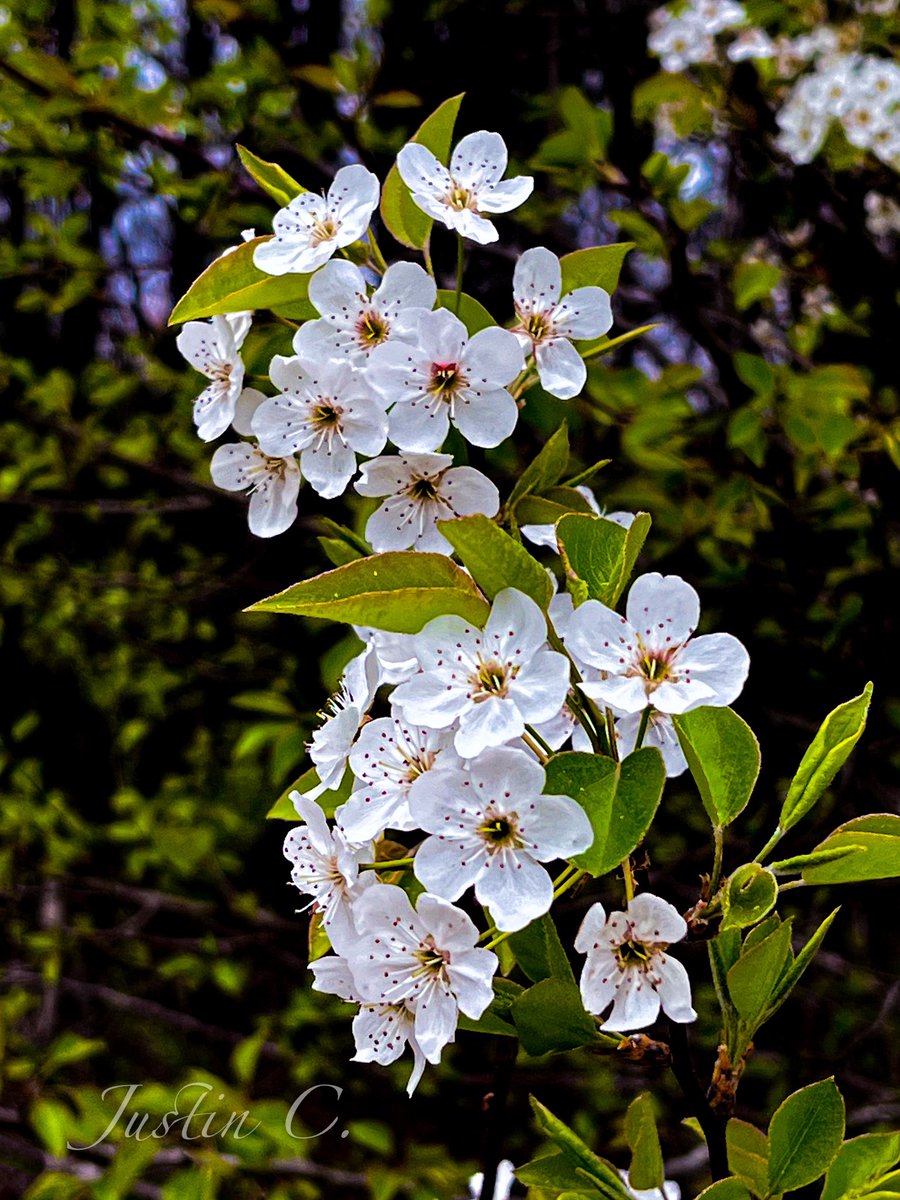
left=605, top=708, right=619, bottom=762
left=521, top=732, right=549, bottom=763
left=710, top=825, right=725, bottom=895
left=525, top=724, right=554, bottom=758
left=366, top=226, right=388, bottom=274
left=634, top=705, right=652, bottom=751
left=621, top=858, right=635, bottom=904
left=454, top=234, right=465, bottom=315
left=553, top=867, right=585, bottom=901
left=756, top=828, right=784, bottom=864
left=360, top=857, right=414, bottom=871
left=778, top=878, right=807, bottom=892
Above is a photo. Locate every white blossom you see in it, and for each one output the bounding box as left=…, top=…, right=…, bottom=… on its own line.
left=575, top=894, right=696, bottom=1031
left=864, top=190, right=900, bottom=237
left=615, top=710, right=689, bottom=777
left=511, top=247, right=613, bottom=399
left=354, top=627, right=420, bottom=686
left=309, top=954, right=428, bottom=1096
left=344, top=884, right=498, bottom=1065
left=337, top=713, right=462, bottom=842
left=293, top=259, right=436, bottom=369
left=210, top=441, right=300, bottom=538
left=727, top=29, right=776, bottom=62
left=692, top=0, right=746, bottom=34
left=282, top=792, right=376, bottom=946
left=176, top=312, right=251, bottom=441
left=253, top=355, right=387, bottom=499
left=396, top=130, right=533, bottom=244
left=648, top=15, right=715, bottom=73
left=367, top=308, right=525, bottom=452
left=355, top=453, right=500, bottom=553
left=307, top=645, right=379, bottom=791
left=469, top=1161, right=516, bottom=1200
left=391, top=588, right=571, bottom=759
left=563, top=572, right=749, bottom=717
left=410, top=747, right=593, bottom=932
left=253, top=164, right=379, bottom=276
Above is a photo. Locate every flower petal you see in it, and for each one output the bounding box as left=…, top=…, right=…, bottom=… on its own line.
left=453, top=386, right=518, bottom=447
left=476, top=851, right=554, bottom=932
left=535, top=336, right=587, bottom=399
left=626, top=573, right=700, bottom=651
left=513, top=246, right=561, bottom=312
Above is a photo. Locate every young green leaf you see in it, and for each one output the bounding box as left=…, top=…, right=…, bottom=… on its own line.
left=726, top=919, right=794, bottom=1022
left=720, top=863, right=778, bottom=932
left=247, top=551, right=490, bottom=633
left=529, top=1097, right=632, bottom=1200
left=516, top=1150, right=605, bottom=1194
left=765, top=908, right=838, bottom=1016
left=802, top=815, right=900, bottom=884
left=625, top=1093, right=664, bottom=1191
left=821, top=1132, right=900, bottom=1200
left=768, top=845, right=864, bottom=875
left=235, top=145, right=304, bottom=207
left=696, top=1180, right=752, bottom=1200
left=557, top=511, right=651, bottom=607
left=510, top=978, right=598, bottom=1055
left=168, top=237, right=315, bottom=324
left=437, top=513, right=554, bottom=609
left=508, top=423, right=571, bottom=509
left=673, top=707, right=761, bottom=829
left=508, top=913, right=575, bottom=984
left=380, top=93, right=464, bottom=249
left=726, top=1119, right=770, bottom=1198
left=435, top=289, right=497, bottom=334
left=767, top=1078, right=845, bottom=1194
left=559, top=243, right=634, bottom=294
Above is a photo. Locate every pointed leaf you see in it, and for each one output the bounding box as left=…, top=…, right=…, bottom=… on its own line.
left=529, top=1098, right=632, bottom=1200
left=802, top=815, right=900, bottom=884
left=625, top=1093, right=664, bottom=1191
left=236, top=145, right=304, bottom=206
left=821, top=1132, right=900, bottom=1200
left=673, top=707, right=760, bottom=828
left=437, top=514, right=554, bottom=608
left=727, top=1119, right=770, bottom=1197
left=726, top=919, right=793, bottom=1021
left=508, top=913, right=575, bottom=984
left=767, top=1079, right=845, bottom=1194
left=559, top=243, right=634, bottom=294
left=557, top=512, right=652, bottom=607
left=168, top=237, right=315, bottom=324
left=508, top=423, right=571, bottom=508
left=511, top=978, right=598, bottom=1055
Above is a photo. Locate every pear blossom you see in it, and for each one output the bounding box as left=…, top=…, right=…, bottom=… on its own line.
left=391, top=588, right=571, bottom=759
left=510, top=247, right=613, bottom=399
left=410, top=747, right=593, bottom=932
left=692, top=0, right=746, bottom=34
left=282, top=792, right=376, bottom=945
left=309, top=954, right=428, bottom=1096
left=469, top=1161, right=516, bottom=1200
left=253, top=355, right=387, bottom=499
left=337, top=713, right=462, bottom=842
left=176, top=311, right=251, bottom=441
left=355, top=453, right=500, bottom=553
left=307, top=645, right=379, bottom=791
left=614, top=710, right=688, bottom=777
left=648, top=15, right=714, bottom=73
left=396, top=130, right=533, bottom=245
left=293, top=259, right=436, bottom=368
left=354, top=627, right=420, bottom=686
left=252, top=163, right=379, bottom=276
left=727, top=28, right=776, bottom=62
left=210, top=441, right=301, bottom=538
left=367, top=308, right=525, bottom=452
left=344, top=884, right=498, bottom=1064
left=575, top=893, right=696, bottom=1031
left=563, top=572, right=749, bottom=717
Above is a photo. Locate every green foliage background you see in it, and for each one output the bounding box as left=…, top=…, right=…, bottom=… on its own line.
left=1, top=1, right=898, bottom=1197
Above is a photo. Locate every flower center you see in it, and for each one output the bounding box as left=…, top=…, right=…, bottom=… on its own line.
left=401, top=748, right=436, bottom=783
left=310, top=402, right=343, bottom=431
left=407, top=476, right=440, bottom=501
left=615, top=938, right=653, bottom=970
left=310, top=217, right=339, bottom=246
left=470, top=658, right=516, bottom=702
left=477, top=813, right=524, bottom=852
left=523, top=311, right=550, bottom=341
left=213, top=362, right=233, bottom=385
left=357, top=309, right=389, bottom=346
left=447, top=183, right=477, bottom=212
left=428, top=362, right=464, bottom=399
left=413, top=935, right=450, bottom=979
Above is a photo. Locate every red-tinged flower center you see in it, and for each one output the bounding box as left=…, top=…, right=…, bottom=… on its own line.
left=428, top=362, right=465, bottom=400
left=357, top=309, right=389, bottom=346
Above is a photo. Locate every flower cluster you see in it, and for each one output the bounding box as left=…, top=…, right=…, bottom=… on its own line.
left=647, top=4, right=900, bottom=172
left=175, top=122, right=752, bottom=1095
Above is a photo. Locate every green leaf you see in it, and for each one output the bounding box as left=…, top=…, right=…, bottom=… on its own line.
left=765, top=908, right=838, bottom=1016
left=769, top=846, right=865, bottom=875
left=246, top=551, right=490, bottom=633
left=673, top=707, right=761, bottom=829
left=437, top=514, right=554, bottom=609
left=767, top=1079, right=845, bottom=1194
left=733, top=261, right=783, bottom=312
left=625, top=1094, right=664, bottom=1190
left=235, top=144, right=304, bottom=206
left=720, top=863, right=778, bottom=932
left=557, top=512, right=652, bottom=607
left=821, top=1132, right=900, bottom=1200
left=727, top=1119, right=770, bottom=1197
left=559, top=243, right=634, bottom=294
left=508, top=913, right=575, bottom=984
left=517, top=1150, right=603, bottom=1193
left=508, top=423, right=570, bottom=509
left=779, top=684, right=872, bottom=834
left=515, top=489, right=597, bottom=526
left=511, top=978, right=598, bottom=1055
left=168, top=237, right=315, bottom=323
left=380, top=93, right=464, bottom=249
left=267, top=767, right=354, bottom=819
left=435, top=289, right=497, bottom=334
left=696, top=1180, right=752, bottom=1200
left=529, top=1098, right=632, bottom=1200
left=545, top=749, right=665, bottom=877
left=799, top=814, right=900, bottom=884
left=726, top=919, right=794, bottom=1021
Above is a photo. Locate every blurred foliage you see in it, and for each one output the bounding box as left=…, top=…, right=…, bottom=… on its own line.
left=0, top=0, right=898, bottom=1197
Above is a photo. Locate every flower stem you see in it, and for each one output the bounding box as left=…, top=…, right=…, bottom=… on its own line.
left=553, top=866, right=585, bottom=900
left=423, top=241, right=435, bottom=278
left=621, top=857, right=635, bottom=904
left=360, top=857, right=415, bottom=871
left=605, top=708, right=619, bottom=762
left=634, top=705, right=652, bottom=750
left=366, top=226, right=388, bottom=275
left=524, top=725, right=553, bottom=759
left=709, top=825, right=725, bottom=895
left=454, top=234, right=465, bottom=315
left=756, top=827, right=784, bottom=864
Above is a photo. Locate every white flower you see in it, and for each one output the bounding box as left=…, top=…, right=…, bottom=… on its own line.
left=648, top=15, right=714, bottom=73
left=615, top=710, right=688, bottom=777
left=727, top=29, right=776, bottom=62
left=396, top=130, right=533, bottom=245
left=469, top=1161, right=516, bottom=1200
left=253, top=355, right=387, bottom=499
left=620, top=1168, right=681, bottom=1200
left=354, top=627, right=420, bottom=686
left=367, top=308, right=525, bottom=452
left=344, top=883, right=498, bottom=1064
left=292, top=259, right=436, bottom=369
left=252, top=164, right=379, bottom=276
left=410, top=747, right=593, bottom=932
left=210, top=441, right=301, bottom=538
left=355, top=453, right=500, bottom=553
left=391, top=588, right=571, bottom=759
left=336, top=713, right=462, bottom=842
left=282, top=792, right=376, bottom=946
left=308, top=645, right=379, bottom=791
left=864, top=190, right=900, bottom=237
left=575, top=894, right=696, bottom=1031
left=563, top=572, right=749, bottom=717
left=176, top=312, right=251, bottom=441
left=774, top=97, right=829, bottom=165
left=693, top=0, right=746, bottom=34
left=510, top=247, right=612, bottom=400
left=309, top=954, right=428, bottom=1096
